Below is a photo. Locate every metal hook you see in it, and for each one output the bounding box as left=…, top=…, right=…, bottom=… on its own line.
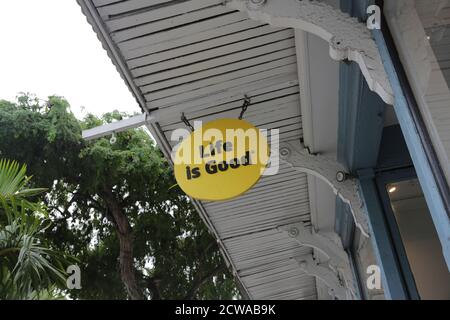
left=238, top=95, right=251, bottom=120
left=110, top=132, right=117, bottom=145
left=181, top=113, right=194, bottom=132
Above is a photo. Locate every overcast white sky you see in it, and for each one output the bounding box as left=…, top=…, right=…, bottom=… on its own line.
left=0, top=0, right=140, bottom=119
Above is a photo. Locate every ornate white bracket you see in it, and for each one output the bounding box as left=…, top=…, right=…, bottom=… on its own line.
left=279, top=222, right=357, bottom=299
left=225, top=0, right=394, bottom=105
left=294, top=255, right=348, bottom=300
left=279, top=141, right=369, bottom=237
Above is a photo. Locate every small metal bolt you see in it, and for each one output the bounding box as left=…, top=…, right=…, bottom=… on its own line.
left=247, top=0, right=266, bottom=10
left=332, top=37, right=345, bottom=48
left=288, top=227, right=299, bottom=237
left=336, top=171, right=347, bottom=182
left=280, top=147, right=290, bottom=158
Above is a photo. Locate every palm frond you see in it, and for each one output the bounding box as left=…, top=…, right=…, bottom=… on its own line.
left=0, top=208, right=68, bottom=298
left=0, top=159, right=28, bottom=196
left=0, top=159, right=46, bottom=200
left=0, top=159, right=70, bottom=299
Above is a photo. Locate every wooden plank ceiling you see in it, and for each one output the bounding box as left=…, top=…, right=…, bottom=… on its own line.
left=417, top=0, right=450, bottom=172
left=79, top=0, right=316, bottom=299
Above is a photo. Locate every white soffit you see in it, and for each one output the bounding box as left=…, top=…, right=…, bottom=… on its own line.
left=295, top=29, right=341, bottom=299
left=78, top=0, right=317, bottom=299
left=296, top=30, right=340, bottom=230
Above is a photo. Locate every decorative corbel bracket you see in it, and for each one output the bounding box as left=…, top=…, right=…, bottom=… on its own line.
left=279, top=141, right=369, bottom=237
left=279, top=222, right=349, bottom=270
left=225, top=0, right=394, bottom=105
left=279, top=221, right=357, bottom=299
left=294, top=255, right=348, bottom=300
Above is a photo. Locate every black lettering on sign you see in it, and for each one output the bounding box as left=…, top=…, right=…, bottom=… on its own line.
left=218, top=162, right=228, bottom=172
left=205, top=161, right=218, bottom=174
left=186, top=166, right=201, bottom=180
left=200, top=141, right=234, bottom=158
left=203, top=151, right=253, bottom=176
left=191, top=167, right=201, bottom=179
left=229, top=158, right=240, bottom=169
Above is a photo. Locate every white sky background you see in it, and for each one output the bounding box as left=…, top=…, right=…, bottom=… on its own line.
left=0, top=0, right=140, bottom=119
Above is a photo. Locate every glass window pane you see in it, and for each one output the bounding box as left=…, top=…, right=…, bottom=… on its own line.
left=386, top=179, right=450, bottom=299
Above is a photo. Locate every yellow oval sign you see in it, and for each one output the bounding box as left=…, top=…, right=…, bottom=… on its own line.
left=174, top=118, right=269, bottom=201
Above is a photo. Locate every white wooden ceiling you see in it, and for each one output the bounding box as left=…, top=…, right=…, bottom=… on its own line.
left=416, top=0, right=450, bottom=183
left=79, top=0, right=316, bottom=299
left=204, top=163, right=316, bottom=299
left=418, top=0, right=450, bottom=86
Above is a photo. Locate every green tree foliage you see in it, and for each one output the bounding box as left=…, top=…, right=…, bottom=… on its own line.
left=0, top=159, right=69, bottom=299
left=0, top=94, right=238, bottom=300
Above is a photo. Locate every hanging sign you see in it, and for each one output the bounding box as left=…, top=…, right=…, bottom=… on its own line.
left=173, top=118, right=269, bottom=201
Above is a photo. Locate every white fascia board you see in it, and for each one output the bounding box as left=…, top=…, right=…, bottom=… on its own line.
left=295, top=30, right=314, bottom=151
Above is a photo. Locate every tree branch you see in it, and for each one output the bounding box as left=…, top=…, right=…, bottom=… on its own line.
left=184, top=264, right=226, bottom=300
left=147, top=276, right=162, bottom=300
left=100, top=187, right=144, bottom=300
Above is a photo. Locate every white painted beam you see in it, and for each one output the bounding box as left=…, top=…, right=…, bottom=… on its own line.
left=82, top=113, right=152, bottom=140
